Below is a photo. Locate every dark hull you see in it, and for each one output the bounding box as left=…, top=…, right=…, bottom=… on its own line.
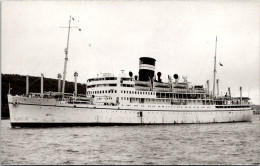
left=11, top=121, right=250, bottom=128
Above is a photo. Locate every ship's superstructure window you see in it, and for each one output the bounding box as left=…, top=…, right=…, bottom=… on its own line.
left=155, top=92, right=205, bottom=99
left=129, top=97, right=188, bottom=105
left=90, top=90, right=117, bottom=94
left=87, top=85, right=95, bottom=88
left=87, top=77, right=117, bottom=82
left=87, top=83, right=117, bottom=88
left=122, top=78, right=131, bottom=81
left=216, top=105, right=249, bottom=108
left=121, top=84, right=134, bottom=87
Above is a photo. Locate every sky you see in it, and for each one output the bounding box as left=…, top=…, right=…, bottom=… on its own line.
left=2, top=1, right=259, bottom=104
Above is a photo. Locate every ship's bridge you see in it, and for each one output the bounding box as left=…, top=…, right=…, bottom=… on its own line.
left=86, top=72, right=134, bottom=87
left=86, top=73, right=135, bottom=100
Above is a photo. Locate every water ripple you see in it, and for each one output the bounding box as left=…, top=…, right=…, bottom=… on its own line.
left=1, top=115, right=260, bottom=165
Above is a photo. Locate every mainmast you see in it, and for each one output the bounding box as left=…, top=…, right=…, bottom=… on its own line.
left=212, top=36, right=217, bottom=98
left=62, top=16, right=72, bottom=100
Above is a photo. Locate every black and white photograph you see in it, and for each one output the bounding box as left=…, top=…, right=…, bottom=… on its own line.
left=1, top=0, right=260, bottom=165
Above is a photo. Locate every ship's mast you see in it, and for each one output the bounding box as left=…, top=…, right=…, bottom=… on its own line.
left=212, top=36, right=217, bottom=98
left=62, top=16, right=72, bottom=100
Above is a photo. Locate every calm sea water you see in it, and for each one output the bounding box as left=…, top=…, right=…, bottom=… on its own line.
left=1, top=116, right=260, bottom=165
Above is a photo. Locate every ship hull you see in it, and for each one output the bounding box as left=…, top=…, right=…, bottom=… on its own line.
left=8, top=95, right=253, bottom=127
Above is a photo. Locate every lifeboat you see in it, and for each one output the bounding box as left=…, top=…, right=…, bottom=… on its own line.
left=172, top=82, right=188, bottom=88
left=153, top=82, right=171, bottom=88
left=135, top=86, right=151, bottom=91
left=135, top=80, right=151, bottom=87
left=153, top=87, right=171, bottom=92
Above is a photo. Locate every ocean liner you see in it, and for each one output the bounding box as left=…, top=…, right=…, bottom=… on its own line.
left=7, top=16, right=253, bottom=127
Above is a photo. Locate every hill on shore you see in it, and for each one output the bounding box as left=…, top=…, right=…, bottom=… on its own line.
left=1, top=74, right=86, bottom=118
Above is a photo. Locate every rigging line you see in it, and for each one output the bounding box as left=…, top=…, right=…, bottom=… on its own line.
left=66, top=59, right=84, bottom=84
left=31, top=60, right=61, bottom=78
left=78, top=77, right=86, bottom=84
left=74, top=30, right=93, bottom=60
left=14, top=76, right=42, bottom=95
left=30, top=31, right=65, bottom=75
left=213, top=36, right=218, bottom=98
left=63, top=37, right=88, bottom=84
left=31, top=54, right=64, bottom=80
left=74, top=30, right=110, bottom=59
left=67, top=39, right=81, bottom=70
left=40, top=42, right=67, bottom=76
left=74, top=31, right=119, bottom=75
left=208, top=74, right=214, bottom=94
left=68, top=63, right=86, bottom=84
left=196, top=59, right=214, bottom=84
left=69, top=31, right=91, bottom=76
left=64, top=62, right=72, bottom=82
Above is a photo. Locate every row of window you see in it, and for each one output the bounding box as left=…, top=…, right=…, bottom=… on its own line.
left=120, top=90, right=155, bottom=95
left=87, top=90, right=117, bottom=94
left=216, top=105, right=250, bottom=108
left=121, top=78, right=131, bottom=81
left=121, top=102, right=212, bottom=109
left=156, top=93, right=206, bottom=99
left=87, top=84, right=117, bottom=88
left=121, top=84, right=134, bottom=87
left=121, top=97, right=205, bottom=105
left=87, top=83, right=135, bottom=89
left=86, top=89, right=208, bottom=98
left=87, top=77, right=117, bottom=82
left=87, top=77, right=132, bottom=83
left=87, top=90, right=155, bottom=95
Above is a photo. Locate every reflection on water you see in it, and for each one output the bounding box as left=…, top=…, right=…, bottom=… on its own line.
left=1, top=115, right=260, bottom=165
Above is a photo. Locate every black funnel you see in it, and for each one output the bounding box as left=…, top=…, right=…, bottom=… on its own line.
left=138, top=57, right=156, bottom=81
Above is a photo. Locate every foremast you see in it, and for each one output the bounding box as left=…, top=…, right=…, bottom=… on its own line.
left=61, top=16, right=72, bottom=100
